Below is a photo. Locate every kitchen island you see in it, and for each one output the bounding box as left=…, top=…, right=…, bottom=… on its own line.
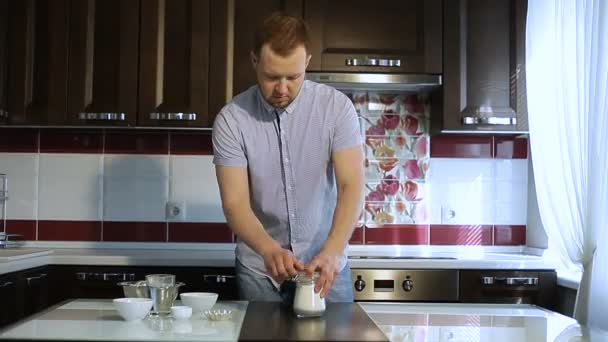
left=0, top=299, right=601, bottom=341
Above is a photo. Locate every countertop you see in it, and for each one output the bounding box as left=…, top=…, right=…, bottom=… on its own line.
left=0, top=243, right=556, bottom=277
left=1, top=299, right=604, bottom=341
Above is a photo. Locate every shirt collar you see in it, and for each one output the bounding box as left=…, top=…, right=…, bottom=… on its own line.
left=257, top=81, right=307, bottom=116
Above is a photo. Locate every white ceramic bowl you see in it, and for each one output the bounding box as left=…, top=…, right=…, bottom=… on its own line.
left=180, top=292, right=218, bottom=313
left=171, top=305, right=193, bottom=320
left=113, top=298, right=153, bottom=321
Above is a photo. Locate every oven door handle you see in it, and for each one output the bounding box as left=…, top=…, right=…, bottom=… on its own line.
left=482, top=276, right=538, bottom=286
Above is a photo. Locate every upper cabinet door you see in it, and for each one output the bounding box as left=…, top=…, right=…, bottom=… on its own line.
left=138, top=0, right=211, bottom=127
left=304, top=0, right=442, bottom=73
left=0, top=0, right=8, bottom=124
left=7, top=0, right=70, bottom=125
left=67, top=0, right=139, bottom=126
left=443, top=0, right=528, bottom=132
left=232, top=0, right=303, bottom=97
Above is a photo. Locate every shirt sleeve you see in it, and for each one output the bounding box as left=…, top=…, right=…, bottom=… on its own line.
left=212, top=109, right=248, bottom=167
left=332, top=92, right=363, bottom=153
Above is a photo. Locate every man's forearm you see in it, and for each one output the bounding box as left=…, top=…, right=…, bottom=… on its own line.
left=322, top=182, right=364, bottom=255
left=223, top=206, right=279, bottom=256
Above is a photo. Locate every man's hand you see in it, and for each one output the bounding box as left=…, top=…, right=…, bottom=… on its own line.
left=260, top=243, right=304, bottom=281
left=304, top=252, right=341, bottom=298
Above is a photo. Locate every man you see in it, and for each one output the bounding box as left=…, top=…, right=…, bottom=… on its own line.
left=212, top=13, right=364, bottom=303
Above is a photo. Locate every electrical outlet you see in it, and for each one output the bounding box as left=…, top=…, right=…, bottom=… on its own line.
left=166, top=201, right=186, bottom=221
left=441, top=205, right=456, bottom=224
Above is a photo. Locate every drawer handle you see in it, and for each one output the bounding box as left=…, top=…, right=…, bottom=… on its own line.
left=76, top=272, right=135, bottom=281
left=26, top=273, right=47, bottom=286
left=482, top=276, right=538, bottom=286
left=345, top=58, right=401, bottom=67
left=462, top=116, right=517, bottom=126
left=78, top=112, right=127, bottom=121
left=149, top=112, right=197, bottom=121
left=0, top=281, right=14, bottom=288
left=203, top=275, right=235, bottom=283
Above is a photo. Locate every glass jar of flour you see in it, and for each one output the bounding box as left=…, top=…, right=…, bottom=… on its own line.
left=293, top=272, right=326, bottom=318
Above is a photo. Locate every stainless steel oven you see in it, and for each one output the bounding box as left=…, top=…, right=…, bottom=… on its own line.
left=351, top=268, right=460, bottom=302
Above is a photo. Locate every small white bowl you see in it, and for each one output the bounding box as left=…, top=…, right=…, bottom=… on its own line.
left=180, top=292, right=218, bottom=313
left=113, top=298, right=153, bottom=321
left=171, top=305, right=192, bottom=320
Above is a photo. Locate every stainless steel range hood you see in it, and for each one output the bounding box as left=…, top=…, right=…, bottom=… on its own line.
left=306, top=72, right=442, bottom=91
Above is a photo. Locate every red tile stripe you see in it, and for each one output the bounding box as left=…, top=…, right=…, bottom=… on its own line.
left=430, top=225, right=493, bottom=245
left=168, top=222, right=233, bottom=243
left=494, top=225, right=526, bottom=245
left=430, top=134, right=528, bottom=159
left=364, top=225, right=429, bottom=245
left=38, top=220, right=102, bottom=241
left=104, top=130, right=169, bottom=154
left=103, top=222, right=167, bottom=242
left=2, top=220, right=526, bottom=246
left=0, top=128, right=214, bottom=155
left=0, top=128, right=39, bottom=152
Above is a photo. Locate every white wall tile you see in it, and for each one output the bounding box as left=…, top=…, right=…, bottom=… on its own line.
left=38, top=154, right=102, bottom=220
left=170, top=155, right=225, bottom=222
left=495, top=159, right=528, bottom=181
left=430, top=158, right=495, bottom=181
left=103, top=155, right=169, bottom=222
left=0, top=153, right=38, bottom=219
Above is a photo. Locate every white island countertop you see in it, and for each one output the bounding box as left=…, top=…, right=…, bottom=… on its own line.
left=1, top=299, right=604, bottom=341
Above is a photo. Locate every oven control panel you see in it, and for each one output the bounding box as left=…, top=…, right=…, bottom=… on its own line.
left=351, top=269, right=459, bottom=301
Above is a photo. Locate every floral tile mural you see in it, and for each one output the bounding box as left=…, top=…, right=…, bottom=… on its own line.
left=345, top=91, right=431, bottom=226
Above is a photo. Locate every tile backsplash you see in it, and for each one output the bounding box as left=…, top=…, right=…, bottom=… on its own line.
left=0, top=127, right=527, bottom=246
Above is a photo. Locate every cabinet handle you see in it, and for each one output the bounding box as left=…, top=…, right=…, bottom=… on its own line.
left=0, top=281, right=14, bottom=288
left=75, top=272, right=135, bottom=281
left=345, top=58, right=401, bottom=67
left=78, top=112, right=127, bottom=121
left=26, top=273, right=47, bottom=286
left=203, top=275, right=235, bottom=283
left=482, top=276, right=538, bottom=286
left=149, top=112, right=197, bottom=121
left=462, top=116, right=517, bottom=126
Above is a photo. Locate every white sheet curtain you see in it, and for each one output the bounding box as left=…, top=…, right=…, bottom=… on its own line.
left=526, top=0, right=608, bottom=330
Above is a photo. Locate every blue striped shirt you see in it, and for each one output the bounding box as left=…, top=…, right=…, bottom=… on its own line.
left=212, top=80, right=362, bottom=279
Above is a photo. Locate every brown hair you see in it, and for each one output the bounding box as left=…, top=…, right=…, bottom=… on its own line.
left=253, top=12, right=310, bottom=57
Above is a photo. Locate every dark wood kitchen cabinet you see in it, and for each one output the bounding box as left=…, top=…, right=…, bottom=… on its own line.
left=303, top=0, right=442, bottom=73
left=232, top=0, right=303, bottom=96
left=0, top=272, right=18, bottom=328
left=49, top=265, right=238, bottom=302
left=443, top=0, right=528, bottom=132
left=0, top=0, right=8, bottom=125
left=460, top=270, right=557, bottom=310
left=3, top=0, right=230, bottom=128
left=18, top=266, right=50, bottom=318
left=6, top=0, right=70, bottom=125
left=138, top=0, right=230, bottom=127
left=67, top=0, right=139, bottom=126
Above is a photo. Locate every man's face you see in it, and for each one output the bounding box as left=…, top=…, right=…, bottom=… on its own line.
left=252, top=44, right=311, bottom=109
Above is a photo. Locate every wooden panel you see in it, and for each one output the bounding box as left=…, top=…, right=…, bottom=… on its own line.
left=7, top=0, right=69, bottom=125
left=304, top=0, right=441, bottom=73
left=0, top=0, right=8, bottom=124
left=208, top=0, right=231, bottom=125
left=138, top=0, right=211, bottom=127
left=68, top=0, right=139, bottom=126
left=443, top=0, right=527, bottom=131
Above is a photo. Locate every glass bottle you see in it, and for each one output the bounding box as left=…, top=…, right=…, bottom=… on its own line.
left=293, top=272, right=326, bottom=317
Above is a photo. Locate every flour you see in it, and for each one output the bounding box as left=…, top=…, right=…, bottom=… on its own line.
left=293, top=282, right=326, bottom=317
